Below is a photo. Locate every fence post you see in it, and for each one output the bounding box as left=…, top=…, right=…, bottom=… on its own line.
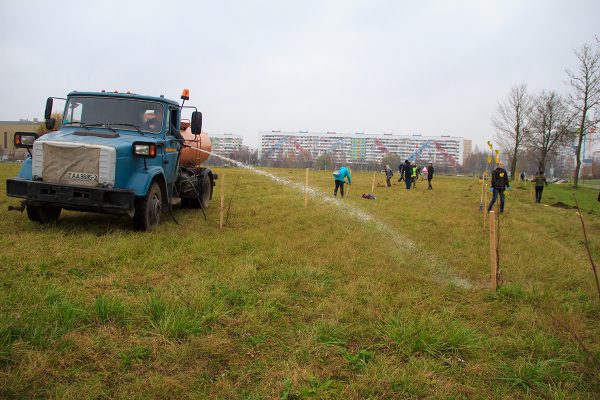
left=489, top=210, right=497, bottom=290
left=371, top=172, right=376, bottom=193
left=220, top=174, right=225, bottom=230
left=305, top=168, right=309, bottom=207
left=483, top=183, right=487, bottom=228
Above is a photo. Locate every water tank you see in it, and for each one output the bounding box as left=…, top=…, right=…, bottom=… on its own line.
left=179, top=121, right=212, bottom=166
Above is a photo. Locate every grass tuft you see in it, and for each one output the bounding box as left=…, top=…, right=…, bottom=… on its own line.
left=385, top=313, right=482, bottom=359
left=498, top=357, right=581, bottom=394
left=94, top=295, right=127, bottom=323
left=119, top=345, right=152, bottom=368
left=340, top=348, right=374, bottom=371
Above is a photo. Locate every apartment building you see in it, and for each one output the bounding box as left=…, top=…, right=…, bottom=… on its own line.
left=260, top=131, right=465, bottom=166
left=210, top=133, right=243, bottom=154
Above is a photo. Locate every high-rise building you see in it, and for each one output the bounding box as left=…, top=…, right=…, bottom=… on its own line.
left=260, top=131, right=465, bottom=166
left=463, top=139, right=472, bottom=158
left=210, top=133, right=243, bottom=154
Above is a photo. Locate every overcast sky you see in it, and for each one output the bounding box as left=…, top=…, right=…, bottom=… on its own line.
left=1, top=0, right=598, bottom=149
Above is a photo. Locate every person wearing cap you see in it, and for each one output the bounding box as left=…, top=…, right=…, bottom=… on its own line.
left=142, top=107, right=164, bottom=133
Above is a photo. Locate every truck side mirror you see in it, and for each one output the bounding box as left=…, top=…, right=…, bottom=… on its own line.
left=45, top=118, right=56, bottom=131
left=44, top=97, right=53, bottom=120
left=191, top=111, right=202, bottom=135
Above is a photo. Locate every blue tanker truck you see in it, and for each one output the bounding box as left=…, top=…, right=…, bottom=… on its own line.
left=6, top=89, right=216, bottom=230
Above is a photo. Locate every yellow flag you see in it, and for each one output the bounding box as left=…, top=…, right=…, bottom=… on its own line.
left=496, top=157, right=500, bottom=164
left=495, top=149, right=499, bottom=155
left=487, top=155, right=492, bottom=164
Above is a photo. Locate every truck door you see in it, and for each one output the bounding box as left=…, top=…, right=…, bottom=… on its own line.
left=163, top=107, right=181, bottom=185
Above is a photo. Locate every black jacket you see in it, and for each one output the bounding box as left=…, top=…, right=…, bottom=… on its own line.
left=402, top=161, right=412, bottom=179
left=491, top=167, right=509, bottom=190
left=427, top=166, right=434, bottom=178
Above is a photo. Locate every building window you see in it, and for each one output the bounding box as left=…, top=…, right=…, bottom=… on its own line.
left=3, top=132, right=7, bottom=149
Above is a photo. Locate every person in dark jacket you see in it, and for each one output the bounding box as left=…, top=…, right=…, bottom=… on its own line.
left=427, top=162, right=434, bottom=189
left=533, top=170, right=548, bottom=203
left=384, top=165, right=393, bottom=187
left=402, top=160, right=412, bottom=189
left=397, top=163, right=404, bottom=182
left=487, top=161, right=510, bottom=213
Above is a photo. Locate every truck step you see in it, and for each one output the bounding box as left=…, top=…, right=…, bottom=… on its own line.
left=170, top=197, right=181, bottom=206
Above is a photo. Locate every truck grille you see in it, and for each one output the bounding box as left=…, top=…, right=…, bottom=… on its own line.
left=32, top=141, right=116, bottom=187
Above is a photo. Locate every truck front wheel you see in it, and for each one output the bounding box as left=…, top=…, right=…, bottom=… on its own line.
left=133, top=182, right=162, bottom=231
left=27, top=204, right=61, bottom=224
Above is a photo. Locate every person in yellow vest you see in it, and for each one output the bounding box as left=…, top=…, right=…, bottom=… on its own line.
left=411, top=163, right=417, bottom=188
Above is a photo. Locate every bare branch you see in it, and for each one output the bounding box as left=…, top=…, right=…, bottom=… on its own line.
left=492, top=84, right=533, bottom=178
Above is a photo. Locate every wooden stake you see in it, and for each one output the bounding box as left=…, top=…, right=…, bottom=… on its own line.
left=219, top=174, right=225, bottom=230
left=480, top=178, right=484, bottom=209
left=489, top=210, right=497, bottom=290
left=530, top=183, right=534, bottom=202
left=371, top=172, right=376, bottom=193
left=346, top=169, right=351, bottom=197
left=483, top=183, right=487, bottom=228
left=304, top=168, right=309, bottom=207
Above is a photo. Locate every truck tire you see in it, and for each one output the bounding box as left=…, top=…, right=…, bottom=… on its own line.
left=27, top=204, right=61, bottom=224
left=181, top=173, right=212, bottom=209
left=198, top=173, right=213, bottom=209
left=133, top=182, right=162, bottom=231
left=26, top=205, right=41, bottom=222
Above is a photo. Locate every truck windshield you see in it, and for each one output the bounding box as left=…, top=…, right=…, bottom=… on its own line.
left=62, top=96, right=164, bottom=134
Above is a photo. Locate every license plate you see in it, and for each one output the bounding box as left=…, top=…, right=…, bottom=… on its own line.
left=67, top=172, right=98, bottom=182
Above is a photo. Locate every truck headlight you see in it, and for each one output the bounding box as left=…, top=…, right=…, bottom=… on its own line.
left=14, top=132, right=38, bottom=148
left=132, top=142, right=157, bottom=158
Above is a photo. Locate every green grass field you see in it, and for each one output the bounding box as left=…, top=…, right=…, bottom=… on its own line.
left=1, top=163, right=599, bottom=399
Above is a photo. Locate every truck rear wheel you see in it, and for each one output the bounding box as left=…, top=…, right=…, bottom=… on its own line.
left=133, top=182, right=162, bottom=231
left=27, top=204, right=61, bottom=224
left=197, top=173, right=212, bottom=209
left=181, top=173, right=212, bottom=209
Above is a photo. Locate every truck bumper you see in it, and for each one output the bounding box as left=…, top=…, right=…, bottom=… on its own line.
left=6, top=179, right=135, bottom=216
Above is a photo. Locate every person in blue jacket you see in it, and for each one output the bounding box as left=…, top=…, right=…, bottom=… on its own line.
left=333, top=165, right=352, bottom=197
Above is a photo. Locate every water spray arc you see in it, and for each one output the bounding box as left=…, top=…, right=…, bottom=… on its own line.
left=189, top=146, right=474, bottom=289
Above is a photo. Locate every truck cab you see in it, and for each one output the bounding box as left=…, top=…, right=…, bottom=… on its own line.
left=6, top=90, right=214, bottom=230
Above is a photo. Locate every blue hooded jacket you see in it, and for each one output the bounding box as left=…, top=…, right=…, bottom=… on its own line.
left=335, top=166, right=352, bottom=184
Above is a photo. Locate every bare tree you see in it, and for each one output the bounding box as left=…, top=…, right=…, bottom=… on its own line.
left=492, top=84, right=532, bottom=179
left=566, top=39, right=600, bottom=187
left=528, top=91, right=574, bottom=172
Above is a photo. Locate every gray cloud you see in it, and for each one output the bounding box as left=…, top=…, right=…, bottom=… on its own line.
left=1, top=0, right=598, bottom=149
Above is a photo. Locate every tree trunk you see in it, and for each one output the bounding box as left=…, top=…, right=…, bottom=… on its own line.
left=573, top=129, right=584, bottom=187
left=510, top=146, right=518, bottom=180
left=539, top=151, right=547, bottom=173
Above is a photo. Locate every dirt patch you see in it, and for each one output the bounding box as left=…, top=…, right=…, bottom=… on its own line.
left=551, top=201, right=575, bottom=209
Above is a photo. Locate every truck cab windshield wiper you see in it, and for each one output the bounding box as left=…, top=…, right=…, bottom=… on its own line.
left=107, top=123, right=143, bottom=134
left=63, top=122, right=90, bottom=130
left=81, top=123, right=118, bottom=132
